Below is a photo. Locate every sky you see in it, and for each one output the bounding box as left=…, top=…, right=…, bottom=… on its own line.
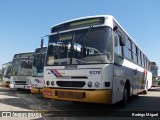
left=0, top=0, right=160, bottom=73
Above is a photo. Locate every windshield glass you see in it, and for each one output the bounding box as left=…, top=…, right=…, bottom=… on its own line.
left=3, top=65, right=12, bottom=78
left=151, top=66, right=158, bottom=77
left=11, top=57, right=33, bottom=76
left=46, top=26, right=113, bottom=65
left=32, top=53, right=46, bottom=76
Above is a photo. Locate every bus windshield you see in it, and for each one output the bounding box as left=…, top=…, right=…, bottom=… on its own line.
left=46, top=26, right=113, bottom=65
left=12, top=57, right=33, bottom=76
left=151, top=66, right=158, bottom=77
left=3, top=65, right=12, bottom=78
left=32, top=53, right=45, bottom=76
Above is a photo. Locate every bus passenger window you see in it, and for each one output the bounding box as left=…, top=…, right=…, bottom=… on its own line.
left=114, top=33, right=122, bottom=56
left=114, top=32, right=123, bottom=65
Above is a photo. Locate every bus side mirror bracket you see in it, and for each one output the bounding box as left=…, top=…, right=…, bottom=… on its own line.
left=114, top=36, right=118, bottom=47
left=113, top=26, right=126, bottom=46
left=113, top=26, right=118, bottom=31
left=41, top=38, right=44, bottom=48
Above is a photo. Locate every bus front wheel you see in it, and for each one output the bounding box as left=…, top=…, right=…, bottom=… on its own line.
left=121, top=83, right=130, bottom=107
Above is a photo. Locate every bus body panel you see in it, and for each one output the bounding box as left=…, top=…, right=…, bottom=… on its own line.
left=43, top=64, right=114, bottom=103
left=112, top=59, right=152, bottom=104
left=147, top=71, right=152, bottom=89
left=31, top=76, right=44, bottom=93
left=44, top=64, right=113, bottom=89
left=10, top=76, right=31, bottom=89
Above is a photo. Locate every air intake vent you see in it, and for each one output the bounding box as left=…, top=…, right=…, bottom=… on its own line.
left=55, top=91, right=86, bottom=100
left=56, top=81, right=86, bottom=87
left=15, top=81, right=26, bottom=84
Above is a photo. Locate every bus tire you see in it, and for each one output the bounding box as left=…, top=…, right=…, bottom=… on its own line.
left=17, top=88, right=22, bottom=91
left=121, top=83, right=130, bottom=107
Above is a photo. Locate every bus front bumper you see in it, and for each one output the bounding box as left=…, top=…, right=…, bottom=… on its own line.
left=31, top=87, right=43, bottom=94
left=43, top=87, right=112, bottom=104
left=12, top=84, right=31, bottom=89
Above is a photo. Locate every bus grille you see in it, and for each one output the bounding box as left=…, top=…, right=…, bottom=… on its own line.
left=55, top=91, right=86, bottom=100
left=56, top=81, right=86, bottom=87
left=15, top=81, right=26, bottom=84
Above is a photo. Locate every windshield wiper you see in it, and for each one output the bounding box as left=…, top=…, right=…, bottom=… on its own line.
left=81, top=25, right=93, bottom=45
left=77, top=25, right=93, bottom=57
left=86, top=47, right=104, bottom=62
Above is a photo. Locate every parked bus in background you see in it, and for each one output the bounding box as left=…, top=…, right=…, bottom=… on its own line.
left=43, top=15, right=152, bottom=106
left=151, top=62, right=159, bottom=87
left=10, top=52, right=34, bottom=90
left=31, top=47, right=47, bottom=93
left=2, top=61, right=12, bottom=87
left=0, top=70, right=2, bottom=80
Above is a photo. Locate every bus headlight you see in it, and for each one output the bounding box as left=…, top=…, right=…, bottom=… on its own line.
left=95, top=82, right=100, bottom=88
left=51, top=81, right=54, bottom=86
left=46, top=81, right=50, bottom=86
left=87, top=81, right=92, bottom=87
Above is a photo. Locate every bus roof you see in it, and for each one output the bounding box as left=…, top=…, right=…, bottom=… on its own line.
left=50, top=15, right=113, bottom=29
left=13, top=52, right=34, bottom=59
left=2, top=61, right=12, bottom=66
left=34, top=47, right=47, bottom=54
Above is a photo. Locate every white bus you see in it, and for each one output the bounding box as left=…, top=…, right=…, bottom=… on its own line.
left=31, top=47, right=47, bottom=93
left=43, top=15, right=152, bottom=106
left=151, top=62, right=159, bottom=87
left=2, top=62, right=12, bottom=87
left=10, top=52, right=34, bottom=90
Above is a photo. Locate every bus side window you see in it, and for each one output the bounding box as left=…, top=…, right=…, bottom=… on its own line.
left=114, top=32, right=123, bottom=65
left=114, top=32, right=123, bottom=57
